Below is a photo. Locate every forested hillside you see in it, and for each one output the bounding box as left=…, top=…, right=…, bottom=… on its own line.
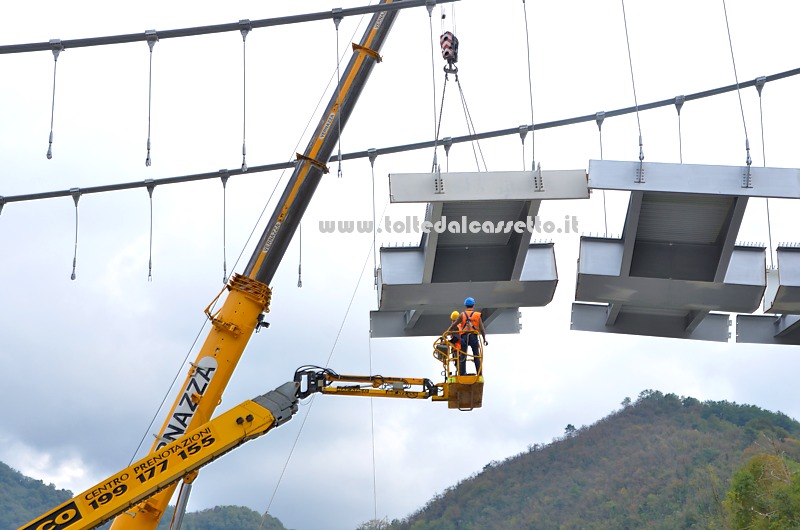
left=7, top=390, right=800, bottom=530
left=387, top=390, right=800, bottom=530
left=0, top=461, right=73, bottom=529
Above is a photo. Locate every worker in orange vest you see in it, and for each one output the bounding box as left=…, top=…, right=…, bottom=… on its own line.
left=455, top=297, right=487, bottom=375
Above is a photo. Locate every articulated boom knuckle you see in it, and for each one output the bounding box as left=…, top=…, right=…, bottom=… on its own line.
left=253, top=382, right=300, bottom=427
left=294, top=369, right=329, bottom=399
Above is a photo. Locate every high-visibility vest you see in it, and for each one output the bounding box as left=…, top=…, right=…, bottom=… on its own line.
left=460, top=310, right=481, bottom=333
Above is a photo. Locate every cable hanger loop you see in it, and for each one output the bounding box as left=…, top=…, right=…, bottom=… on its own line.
left=595, top=111, right=608, bottom=237
left=297, top=223, right=303, bottom=288
left=368, top=148, right=379, bottom=295
left=721, top=0, right=752, bottom=185
left=70, top=188, right=81, bottom=280
left=442, top=137, right=453, bottom=172
left=518, top=125, right=528, bottom=170
left=754, top=75, right=775, bottom=269
left=674, top=95, right=685, bottom=163
left=240, top=20, right=251, bottom=173
left=595, top=111, right=605, bottom=160
left=46, top=39, right=64, bottom=160
left=426, top=0, right=441, bottom=172
left=146, top=179, right=156, bottom=281
left=220, top=171, right=230, bottom=284
left=333, top=8, right=344, bottom=179
left=620, top=0, right=644, bottom=181
left=522, top=0, right=536, bottom=170
left=145, top=30, right=158, bottom=167
left=755, top=76, right=766, bottom=165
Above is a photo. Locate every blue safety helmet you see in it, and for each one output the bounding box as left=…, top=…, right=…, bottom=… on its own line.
left=464, top=297, right=475, bottom=307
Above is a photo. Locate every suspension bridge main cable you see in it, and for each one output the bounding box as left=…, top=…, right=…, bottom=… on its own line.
left=3, top=65, right=800, bottom=209
left=0, top=0, right=459, bottom=55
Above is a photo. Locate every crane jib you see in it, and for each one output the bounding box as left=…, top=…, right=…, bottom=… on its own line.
left=245, top=0, right=398, bottom=285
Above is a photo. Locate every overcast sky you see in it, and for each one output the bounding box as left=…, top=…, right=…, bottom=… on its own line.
left=2, top=1, right=800, bottom=530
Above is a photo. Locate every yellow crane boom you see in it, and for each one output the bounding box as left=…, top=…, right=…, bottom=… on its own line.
left=18, top=382, right=299, bottom=530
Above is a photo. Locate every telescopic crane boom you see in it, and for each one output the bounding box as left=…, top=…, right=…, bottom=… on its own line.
left=18, top=382, right=299, bottom=530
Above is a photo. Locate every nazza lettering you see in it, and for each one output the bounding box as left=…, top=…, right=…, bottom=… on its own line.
left=261, top=222, right=282, bottom=254
left=156, top=358, right=217, bottom=450
left=373, top=11, right=386, bottom=30
left=319, top=112, right=335, bottom=140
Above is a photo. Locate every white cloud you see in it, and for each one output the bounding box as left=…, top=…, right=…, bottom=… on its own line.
left=0, top=436, right=100, bottom=494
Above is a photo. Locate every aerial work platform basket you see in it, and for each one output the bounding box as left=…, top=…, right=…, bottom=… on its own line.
left=432, top=333, right=484, bottom=410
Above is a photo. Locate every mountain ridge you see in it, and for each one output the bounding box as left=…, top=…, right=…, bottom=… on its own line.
left=5, top=390, right=799, bottom=530
left=385, top=390, right=800, bottom=530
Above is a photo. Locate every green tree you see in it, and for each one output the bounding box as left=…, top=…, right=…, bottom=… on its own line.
left=724, top=452, right=800, bottom=529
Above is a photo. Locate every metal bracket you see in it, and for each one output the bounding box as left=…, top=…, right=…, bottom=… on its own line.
left=742, top=167, right=753, bottom=189
left=442, top=137, right=453, bottom=158
left=755, top=76, right=766, bottom=97
left=332, top=7, right=343, bottom=29
left=0, top=196, right=4, bottom=216
left=433, top=167, right=445, bottom=194
left=674, top=95, right=685, bottom=115
left=634, top=163, right=645, bottom=184
left=69, top=187, right=81, bottom=207
left=533, top=162, right=544, bottom=192
left=352, top=42, right=382, bottom=63
left=296, top=152, right=330, bottom=174
left=425, top=0, right=436, bottom=16
left=595, top=111, right=605, bottom=131
left=145, top=29, right=158, bottom=52
left=239, top=19, right=251, bottom=41
left=49, top=39, right=64, bottom=61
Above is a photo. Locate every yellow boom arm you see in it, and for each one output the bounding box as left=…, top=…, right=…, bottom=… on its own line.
left=295, top=354, right=484, bottom=411
left=18, top=382, right=299, bottom=530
